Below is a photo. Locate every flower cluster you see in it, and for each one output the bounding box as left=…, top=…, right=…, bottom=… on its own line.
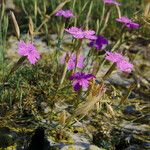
left=18, top=41, right=40, bottom=64
left=116, top=16, right=140, bottom=29
left=103, top=0, right=121, bottom=6
left=69, top=72, right=95, bottom=91
left=89, top=35, right=108, bottom=50
left=55, top=9, right=74, bottom=18
left=16, top=3, right=138, bottom=92
left=65, top=27, right=97, bottom=40
left=106, top=52, right=133, bottom=73
left=60, top=52, right=85, bottom=70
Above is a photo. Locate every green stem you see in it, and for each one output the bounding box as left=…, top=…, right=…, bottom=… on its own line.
left=102, top=63, right=116, bottom=80
left=100, top=9, right=111, bottom=34
left=58, top=63, right=68, bottom=89
left=119, top=83, right=136, bottom=105
left=3, top=56, right=26, bottom=83
left=75, top=39, right=83, bottom=71
left=99, top=3, right=105, bottom=27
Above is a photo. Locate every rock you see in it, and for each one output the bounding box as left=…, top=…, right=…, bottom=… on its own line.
left=123, top=105, right=141, bottom=116
left=120, top=123, right=150, bottom=136
left=141, top=141, right=150, bottom=149
left=124, top=145, right=140, bottom=150
left=60, top=145, right=87, bottom=150
left=88, top=145, right=105, bottom=150
left=106, top=73, right=134, bottom=87
left=123, top=141, right=150, bottom=150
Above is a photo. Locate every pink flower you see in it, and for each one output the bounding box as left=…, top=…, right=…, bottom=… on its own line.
left=55, top=10, right=64, bottom=16
left=18, top=41, right=40, bottom=64
left=65, top=27, right=96, bottom=40
left=116, top=16, right=140, bottom=29
left=60, top=52, right=85, bottom=70
left=117, top=60, right=133, bottom=73
left=103, top=0, right=121, bottom=5
left=55, top=9, right=74, bottom=18
left=106, top=52, right=133, bottom=73
left=106, top=52, right=124, bottom=63
left=69, top=72, right=95, bottom=91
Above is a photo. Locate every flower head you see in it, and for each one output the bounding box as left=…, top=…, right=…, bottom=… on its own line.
left=116, top=16, right=140, bottom=29
left=18, top=41, right=40, bottom=64
left=60, top=52, right=85, bottom=70
left=55, top=9, right=74, bottom=18
left=105, top=52, right=133, bottom=73
left=103, top=0, right=121, bottom=5
left=65, top=27, right=96, bottom=40
left=89, top=35, right=108, bottom=50
left=69, top=72, right=95, bottom=91
left=106, top=52, right=124, bottom=63
left=117, top=60, right=133, bottom=73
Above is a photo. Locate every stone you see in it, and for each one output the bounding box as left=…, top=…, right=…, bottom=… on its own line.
left=88, top=145, right=105, bottom=150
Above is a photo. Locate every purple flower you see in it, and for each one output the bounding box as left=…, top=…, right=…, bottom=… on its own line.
left=69, top=72, right=95, bottom=91
left=65, top=27, right=97, bottom=40
left=89, top=35, right=108, bottom=50
left=116, top=16, right=140, bottom=29
left=105, top=52, right=133, bottom=73
left=103, top=0, right=121, bottom=5
left=60, top=52, right=85, bottom=70
left=55, top=9, right=74, bottom=18
left=18, top=41, right=40, bottom=64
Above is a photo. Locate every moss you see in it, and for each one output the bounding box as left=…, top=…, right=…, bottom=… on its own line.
left=0, top=134, right=14, bottom=148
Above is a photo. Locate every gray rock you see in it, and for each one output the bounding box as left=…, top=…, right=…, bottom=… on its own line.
left=88, top=145, right=105, bottom=150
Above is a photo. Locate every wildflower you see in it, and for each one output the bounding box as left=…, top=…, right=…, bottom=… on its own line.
left=106, top=52, right=124, bottom=63
left=60, top=52, right=85, bottom=70
left=116, top=60, right=133, bottom=73
left=55, top=9, right=74, bottom=18
left=18, top=41, right=40, bottom=64
left=89, top=35, right=108, bottom=50
left=105, top=52, right=133, bottom=73
left=65, top=27, right=97, bottom=40
left=116, top=16, right=140, bottom=29
left=103, top=0, right=121, bottom=6
left=69, top=72, right=95, bottom=91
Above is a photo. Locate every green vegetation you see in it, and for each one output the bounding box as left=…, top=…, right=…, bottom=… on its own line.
left=0, top=0, right=150, bottom=149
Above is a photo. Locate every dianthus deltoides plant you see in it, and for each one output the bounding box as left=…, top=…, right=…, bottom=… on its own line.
left=1, top=0, right=139, bottom=139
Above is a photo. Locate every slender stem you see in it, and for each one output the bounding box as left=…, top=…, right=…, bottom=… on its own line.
left=102, top=63, right=116, bottom=80
left=100, top=9, right=111, bottom=34
left=58, top=63, right=68, bottom=89
left=85, top=0, right=93, bottom=30
left=119, top=83, right=136, bottom=105
left=83, top=48, right=93, bottom=71
left=99, top=3, right=105, bottom=27
left=34, top=0, right=38, bottom=27
left=59, top=19, right=66, bottom=40
left=111, top=29, right=125, bottom=52
left=115, top=4, right=121, bottom=18
left=93, top=57, right=105, bottom=77
left=0, top=0, right=5, bottom=22
left=75, top=39, right=83, bottom=71
left=3, top=56, right=26, bottom=83
left=36, top=0, right=71, bottom=31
